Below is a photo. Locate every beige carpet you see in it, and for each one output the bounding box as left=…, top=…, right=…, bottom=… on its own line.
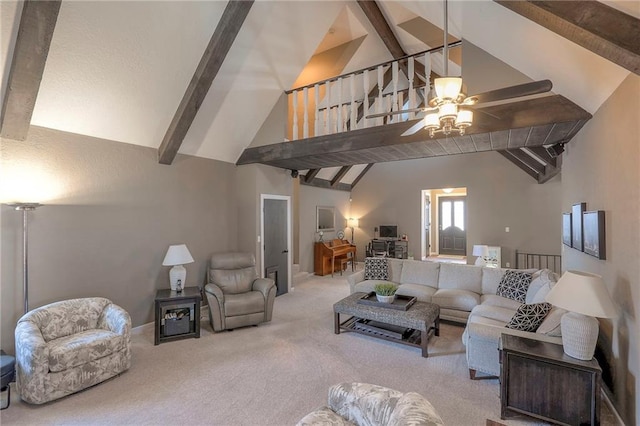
left=0, top=273, right=613, bottom=425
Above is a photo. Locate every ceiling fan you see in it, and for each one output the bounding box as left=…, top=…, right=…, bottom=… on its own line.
left=365, top=0, right=553, bottom=138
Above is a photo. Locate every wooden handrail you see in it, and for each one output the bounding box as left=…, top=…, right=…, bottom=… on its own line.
left=285, top=41, right=462, bottom=94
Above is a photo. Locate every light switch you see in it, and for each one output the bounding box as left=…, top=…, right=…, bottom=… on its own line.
left=257, top=235, right=261, bottom=243
left=505, top=262, right=511, bottom=268
left=505, top=227, right=510, bottom=233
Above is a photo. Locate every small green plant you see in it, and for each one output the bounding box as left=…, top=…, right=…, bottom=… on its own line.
left=374, top=282, right=398, bottom=296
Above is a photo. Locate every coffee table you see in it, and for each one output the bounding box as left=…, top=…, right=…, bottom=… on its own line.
left=333, top=292, right=440, bottom=357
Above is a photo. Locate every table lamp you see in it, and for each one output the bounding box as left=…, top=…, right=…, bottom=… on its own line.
left=545, top=270, right=617, bottom=360
left=162, top=244, right=194, bottom=291
left=472, top=245, right=489, bottom=266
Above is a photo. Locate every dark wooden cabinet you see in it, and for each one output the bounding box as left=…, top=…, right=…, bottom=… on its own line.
left=500, top=334, right=601, bottom=425
left=154, top=287, right=201, bottom=345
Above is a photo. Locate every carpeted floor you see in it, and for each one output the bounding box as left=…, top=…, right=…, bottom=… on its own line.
left=0, top=273, right=615, bottom=425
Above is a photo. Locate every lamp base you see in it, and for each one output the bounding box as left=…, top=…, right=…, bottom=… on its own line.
left=169, top=265, right=187, bottom=291
left=474, top=257, right=486, bottom=266
left=560, top=312, right=599, bottom=360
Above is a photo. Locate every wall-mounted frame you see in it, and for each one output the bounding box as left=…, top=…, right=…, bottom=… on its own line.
left=316, top=206, right=335, bottom=232
left=571, top=203, right=586, bottom=251
left=562, top=212, right=572, bottom=247
left=583, top=210, right=606, bottom=260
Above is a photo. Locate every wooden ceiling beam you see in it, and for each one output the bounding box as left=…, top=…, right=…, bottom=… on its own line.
left=300, top=178, right=351, bottom=192
left=350, top=164, right=374, bottom=189
left=158, top=0, right=253, bottom=164
left=498, top=150, right=539, bottom=180
left=495, top=1, right=640, bottom=75
left=304, top=168, right=320, bottom=183
left=330, top=166, right=352, bottom=187
left=357, top=0, right=405, bottom=58
left=1, top=0, right=61, bottom=140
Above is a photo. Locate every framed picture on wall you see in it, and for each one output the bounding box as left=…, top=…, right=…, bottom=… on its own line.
left=583, top=210, right=606, bottom=260
left=571, top=202, right=586, bottom=251
left=562, top=212, right=572, bottom=247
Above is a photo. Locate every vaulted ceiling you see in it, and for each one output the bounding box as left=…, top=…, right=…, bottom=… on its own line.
left=1, top=1, right=638, bottom=189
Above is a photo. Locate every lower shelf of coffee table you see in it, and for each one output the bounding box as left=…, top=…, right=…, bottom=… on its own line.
left=340, top=317, right=425, bottom=349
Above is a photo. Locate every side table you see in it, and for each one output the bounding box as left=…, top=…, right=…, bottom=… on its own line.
left=155, top=287, right=202, bottom=345
left=500, top=334, right=601, bottom=425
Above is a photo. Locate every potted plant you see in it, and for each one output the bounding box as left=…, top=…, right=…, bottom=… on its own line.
left=374, top=282, right=398, bottom=303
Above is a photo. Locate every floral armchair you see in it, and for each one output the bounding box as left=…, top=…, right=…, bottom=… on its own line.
left=15, top=297, right=131, bottom=404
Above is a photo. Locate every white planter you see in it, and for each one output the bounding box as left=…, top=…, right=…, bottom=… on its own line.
left=376, top=294, right=395, bottom=303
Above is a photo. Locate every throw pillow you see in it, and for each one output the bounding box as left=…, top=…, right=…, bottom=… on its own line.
left=496, top=270, right=533, bottom=303
left=364, top=257, right=389, bottom=280
left=506, top=302, right=553, bottom=332
left=536, top=307, right=567, bottom=336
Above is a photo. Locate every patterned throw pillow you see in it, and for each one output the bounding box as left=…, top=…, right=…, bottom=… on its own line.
left=506, top=302, right=553, bottom=332
left=364, top=257, right=389, bottom=280
left=496, top=270, right=533, bottom=303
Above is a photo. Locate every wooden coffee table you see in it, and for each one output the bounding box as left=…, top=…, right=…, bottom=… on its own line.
left=333, top=292, right=440, bottom=357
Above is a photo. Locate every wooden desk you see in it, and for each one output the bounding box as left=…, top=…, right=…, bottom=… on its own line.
left=500, top=334, right=601, bottom=425
left=314, top=239, right=356, bottom=276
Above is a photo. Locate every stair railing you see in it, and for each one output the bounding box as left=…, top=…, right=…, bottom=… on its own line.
left=285, top=41, right=462, bottom=141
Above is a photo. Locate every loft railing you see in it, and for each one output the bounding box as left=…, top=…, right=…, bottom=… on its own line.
left=285, top=41, right=462, bottom=141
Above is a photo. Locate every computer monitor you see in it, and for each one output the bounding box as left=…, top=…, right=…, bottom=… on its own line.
left=379, top=225, right=398, bottom=239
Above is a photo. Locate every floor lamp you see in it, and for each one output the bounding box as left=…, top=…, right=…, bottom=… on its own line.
left=9, top=203, right=42, bottom=314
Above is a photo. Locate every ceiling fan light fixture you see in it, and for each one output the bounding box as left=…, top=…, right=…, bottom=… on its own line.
left=434, top=77, right=462, bottom=101
left=455, top=109, right=473, bottom=128
left=438, top=103, right=458, bottom=120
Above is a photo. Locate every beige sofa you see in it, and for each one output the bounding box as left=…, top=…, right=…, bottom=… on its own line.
left=347, top=259, right=563, bottom=378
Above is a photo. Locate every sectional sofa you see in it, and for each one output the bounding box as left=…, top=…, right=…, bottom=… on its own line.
left=347, top=258, right=564, bottom=378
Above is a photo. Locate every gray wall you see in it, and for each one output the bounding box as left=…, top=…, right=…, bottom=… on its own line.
left=561, top=74, right=639, bottom=425
left=298, top=185, right=351, bottom=273
left=350, top=152, right=562, bottom=266
left=1, top=127, right=238, bottom=350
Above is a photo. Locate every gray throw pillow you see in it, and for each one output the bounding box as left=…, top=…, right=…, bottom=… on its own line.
left=506, top=302, right=553, bottom=332
left=496, top=270, right=533, bottom=303
left=364, top=257, right=389, bottom=280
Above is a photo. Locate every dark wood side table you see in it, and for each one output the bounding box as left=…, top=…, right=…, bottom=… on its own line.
left=154, top=287, right=202, bottom=345
left=500, top=334, right=601, bottom=425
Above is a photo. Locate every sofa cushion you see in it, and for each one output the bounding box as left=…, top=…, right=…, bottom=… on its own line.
left=526, top=269, right=557, bottom=304
left=468, top=304, right=516, bottom=323
left=536, top=307, right=567, bottom=337
left=387, top=258, right=404, bottom=283
left=480, top=294, right=523, bottom=311
left=388, top=392, right=445, bottom=426
left=481, top=268, right=507, bottom=295
left=432, top=289, right=479, bottom=311
left=496, top=270, right=533, bottom=303
left=224, top=291, right=265, bottom=316
left=399, top=260, right=440, bottom=287
left=364, top=258, right=389, bottom=280
left=48, top=329, right=124, bottom=373
left=354, top=280, right=393, bottom=295
left=506, top=303, right=552, bottom=332
left=395, top=284, right=437, bottom=303
left=438, top=263, right=482, bottom=293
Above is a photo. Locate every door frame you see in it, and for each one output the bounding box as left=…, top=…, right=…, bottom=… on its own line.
left=260, top=194, right=292, bottom=293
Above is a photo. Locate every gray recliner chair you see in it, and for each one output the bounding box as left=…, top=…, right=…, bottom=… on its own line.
left=204, top=252, right=276, bottom=331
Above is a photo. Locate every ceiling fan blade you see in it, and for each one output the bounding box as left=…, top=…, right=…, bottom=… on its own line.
left=468, top=80, right=553, bottom=105
left=365, top=107, right=432, bottom=119
left=401, top=120, right=425, bottom=137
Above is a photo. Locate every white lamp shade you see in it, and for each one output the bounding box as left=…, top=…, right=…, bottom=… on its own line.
left=455, top=109, right=473, bottom=127
left=545, top=270, right=617, bottom=318
left=162, top=244, right=194, bottom=266
left=424, top=113, right=440, bottom=129
left=438, top=102, right=458, bottom=120
left=347, top=218, right=359, bottom=228
left=472, top=245, right=489, bottom=257
left=434, top=77, right=462, bottom=100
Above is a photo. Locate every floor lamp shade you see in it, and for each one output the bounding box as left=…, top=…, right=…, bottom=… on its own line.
left=545, top=270, right=617, bottom=360
left=162, top=244, right=194, bottom=291
left=472, top=245, right=489, bottom=266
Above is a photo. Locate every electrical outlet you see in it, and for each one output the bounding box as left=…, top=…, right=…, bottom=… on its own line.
left=505, top=262, right=511, bottom=268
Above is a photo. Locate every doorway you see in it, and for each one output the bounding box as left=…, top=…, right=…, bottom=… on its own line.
left=260, top=195, right=291, bottom=296
left=438, top=196, right=466, bottom=256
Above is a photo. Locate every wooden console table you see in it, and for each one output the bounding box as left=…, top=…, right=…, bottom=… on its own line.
left=500, top=334, right=601, bottom=425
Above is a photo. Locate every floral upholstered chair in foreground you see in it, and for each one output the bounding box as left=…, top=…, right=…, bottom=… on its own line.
left=297, top=382, right=445, bottom=426
left=204, top=252, right=276, bottom=331
left=15, top=297, right=131, bottom=404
